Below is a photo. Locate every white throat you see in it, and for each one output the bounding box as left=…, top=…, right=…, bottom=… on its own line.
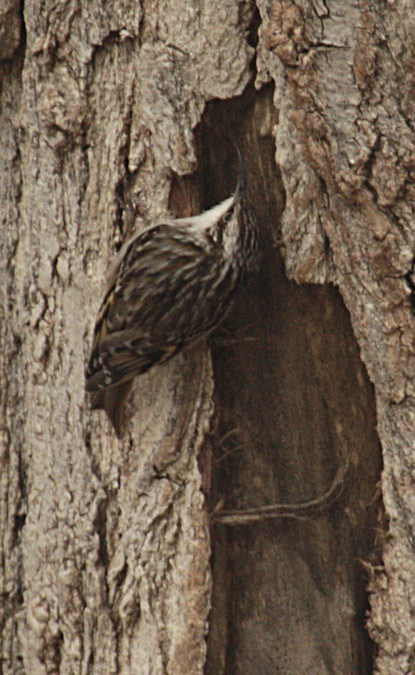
left=172, top=194, right=235, bottom=232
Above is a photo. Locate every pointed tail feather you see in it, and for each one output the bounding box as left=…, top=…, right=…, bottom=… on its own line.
left=90, top=380, right=133, bottom=438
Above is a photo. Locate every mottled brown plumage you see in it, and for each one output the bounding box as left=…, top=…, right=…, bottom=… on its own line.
left=86, top=154, right=260, bottom=435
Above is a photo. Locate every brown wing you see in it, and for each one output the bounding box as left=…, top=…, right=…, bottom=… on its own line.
left=86, top=223, right=238, bottom=393
left=86, top=327, right=181, bottom=392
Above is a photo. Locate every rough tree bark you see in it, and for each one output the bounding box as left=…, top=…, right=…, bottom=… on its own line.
left=0, top=0, right=413, bottom=674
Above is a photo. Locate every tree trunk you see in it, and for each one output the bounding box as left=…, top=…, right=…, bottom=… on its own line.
left=0, top=1, right=413, bottom=673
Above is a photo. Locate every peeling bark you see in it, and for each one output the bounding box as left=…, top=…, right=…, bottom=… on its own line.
left=1, top=1, right=254, bottom=672
left=263, top=1, right=415, bottom=673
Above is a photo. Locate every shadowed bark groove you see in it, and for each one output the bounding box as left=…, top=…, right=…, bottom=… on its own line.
left=202, top=88, right=382, bottom=675
left=263, top=2, right=415, bottom=673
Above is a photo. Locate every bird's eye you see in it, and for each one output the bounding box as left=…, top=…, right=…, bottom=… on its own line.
left=224, top=212, right=232, bottom=223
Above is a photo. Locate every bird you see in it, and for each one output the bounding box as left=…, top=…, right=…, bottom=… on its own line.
left=86, top=150, right=260, bottom=436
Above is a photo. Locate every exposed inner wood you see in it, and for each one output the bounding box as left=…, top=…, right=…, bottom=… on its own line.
left=202, top=88, right=382, bottom=675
